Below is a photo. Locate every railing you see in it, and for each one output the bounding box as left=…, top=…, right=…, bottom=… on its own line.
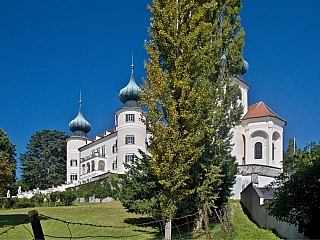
left=80, top=170, right=106, bottom=179
left=80, top=152, right=106, bottom=163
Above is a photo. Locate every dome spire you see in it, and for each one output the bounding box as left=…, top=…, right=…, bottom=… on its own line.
left=119, top=54, right=141, bottom=108
left=69, top=92, right=91, bottom=138
left=131, top=52, right=134, bottom=69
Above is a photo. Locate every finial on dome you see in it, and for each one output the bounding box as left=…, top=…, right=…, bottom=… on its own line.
left=131, top=52, right=134, bottom=69
left=79, top=91, right=82, bottom=105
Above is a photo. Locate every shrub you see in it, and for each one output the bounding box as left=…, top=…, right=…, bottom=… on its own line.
left=59, top=190, right=77, bottom=206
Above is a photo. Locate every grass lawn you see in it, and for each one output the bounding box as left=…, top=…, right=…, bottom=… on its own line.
left=0, top=200, right=281, bottom=240
left=0, top=201, right=161, bottom=239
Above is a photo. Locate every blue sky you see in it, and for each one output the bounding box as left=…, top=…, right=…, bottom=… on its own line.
left=0, top=1, right=319, bottom=178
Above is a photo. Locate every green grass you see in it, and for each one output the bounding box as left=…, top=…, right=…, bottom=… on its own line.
left=0, top=200, right=281, bottom=240
left=226, top=200, right=281, bottom=240
left=0, top=201, right=161, bottom=239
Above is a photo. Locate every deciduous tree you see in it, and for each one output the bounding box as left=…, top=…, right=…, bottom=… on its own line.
left=20, top=130, right=68, bottom=190
left=0, top=128, right=17, bottom=190
left=268, top=142, right=320, bottom=239
left=141, top=0, right=244, bottom=226
left=0, top=152, right=12, bottom=196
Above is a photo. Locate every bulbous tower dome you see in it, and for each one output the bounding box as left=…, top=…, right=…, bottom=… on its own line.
left=69, top=98, right=91, bottom=138
left=241, top=59, right=249, bottom=75
left=119, top=63, right=141, bottom=108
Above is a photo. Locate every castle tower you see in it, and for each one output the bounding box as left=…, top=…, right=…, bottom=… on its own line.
left=66, top=95, right=91, bottom=184
left=116, top=60, right=147, bottom=173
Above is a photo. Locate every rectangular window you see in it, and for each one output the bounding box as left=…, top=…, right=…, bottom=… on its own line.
left=101, top=146, right=106, bottom=157
left=125, top=135, right=135, bottom=144
left=112, top=145, right=117, bottom=153
left=95, top=147, right=100, bottom=156
left=112, top=158, right=118, bottom=170
left=70, top=174, right=77, bottom=181
left=70, top=159, right=77, bottom=167
left=126, top=114, right=135, bottom=122
left=125, top=154, right=134, bottom=163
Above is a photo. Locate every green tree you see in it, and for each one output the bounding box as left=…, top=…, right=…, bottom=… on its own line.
left=119, top=151, right=162, bottom=217
left=268, top=142, right=320, bottom=239
left=0, top=152, right=12, bottom=196
left=20, top=130, right=68, bottom=190
left=141, top=0, right=244, bottom=224
left=0, top=128, right=17, bottom=191
left=282, top=137, right=297, bottom=171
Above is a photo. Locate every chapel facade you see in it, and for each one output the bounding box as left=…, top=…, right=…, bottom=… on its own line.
left=66, top=60, right=286, bottom=199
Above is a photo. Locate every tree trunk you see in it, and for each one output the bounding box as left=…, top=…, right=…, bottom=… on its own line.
left=165, top=218, right=172, bottom=240
left=204, top=205, right=211, bottom=240
left=194, top=209, right=204, bottom=231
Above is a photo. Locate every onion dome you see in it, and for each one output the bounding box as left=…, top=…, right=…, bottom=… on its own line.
left=119, top=62, right=141, bottom=108
left=241, top=59, right=249, bottom=75
left=69, top=97, right=91, bottom=138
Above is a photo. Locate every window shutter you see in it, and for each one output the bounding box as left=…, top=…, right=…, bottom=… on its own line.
left=126, top=114, right=128, bottom=121
left=132, top=136, right=135, bottom=144
left=125, top=136, right=128, bottom=144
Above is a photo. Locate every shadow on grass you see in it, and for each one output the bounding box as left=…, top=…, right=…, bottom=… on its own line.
left=0, top=213, right=49, bottom=229
left=124, top=216, right=198, bottom=240
left=124, top=217, right=163, bottom=239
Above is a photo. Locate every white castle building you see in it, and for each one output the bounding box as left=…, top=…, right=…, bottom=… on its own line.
left=66, top=61, right=286, bottom=199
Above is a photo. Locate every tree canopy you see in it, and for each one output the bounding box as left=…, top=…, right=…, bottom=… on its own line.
left=140, top=0, right=244, bottom=221
left=20, top=130, right=69, bottom=190
left=119, top=151, right=163, bottom=218
left=282, top=137, right=298, bottom=172
left=0, top=152, right=12, bottom=196
left=0, top=128, right=17, bottom=181
left=268, top=142, right=320, bottom=239
left=0, top=128, right=16, bottom=186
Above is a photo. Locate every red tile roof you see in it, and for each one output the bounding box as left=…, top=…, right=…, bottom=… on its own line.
left=242, top=101, right=286, bottom=123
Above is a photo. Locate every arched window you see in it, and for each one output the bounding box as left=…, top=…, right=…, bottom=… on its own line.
left=254, top=142, right=262, bottom=159
left=86, top=162, right=90, bottom=173
left=98, top=160, right=105, bottom=171
left=272, top=143, right=275, bottom=161
left=91, top=160, right=95, bottom=171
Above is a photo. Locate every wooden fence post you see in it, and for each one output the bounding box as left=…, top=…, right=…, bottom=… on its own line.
left=28, top=210, right=45, bottom=240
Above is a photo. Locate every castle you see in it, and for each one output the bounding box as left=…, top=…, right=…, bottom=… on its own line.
left=66, top=60, right=286, bottom=199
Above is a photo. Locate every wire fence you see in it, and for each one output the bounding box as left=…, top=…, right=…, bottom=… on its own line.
left=0, top=207, right=233, bottom=239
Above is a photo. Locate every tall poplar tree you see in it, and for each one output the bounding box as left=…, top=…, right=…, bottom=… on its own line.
left=141, top=0, right=245, bottom=223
